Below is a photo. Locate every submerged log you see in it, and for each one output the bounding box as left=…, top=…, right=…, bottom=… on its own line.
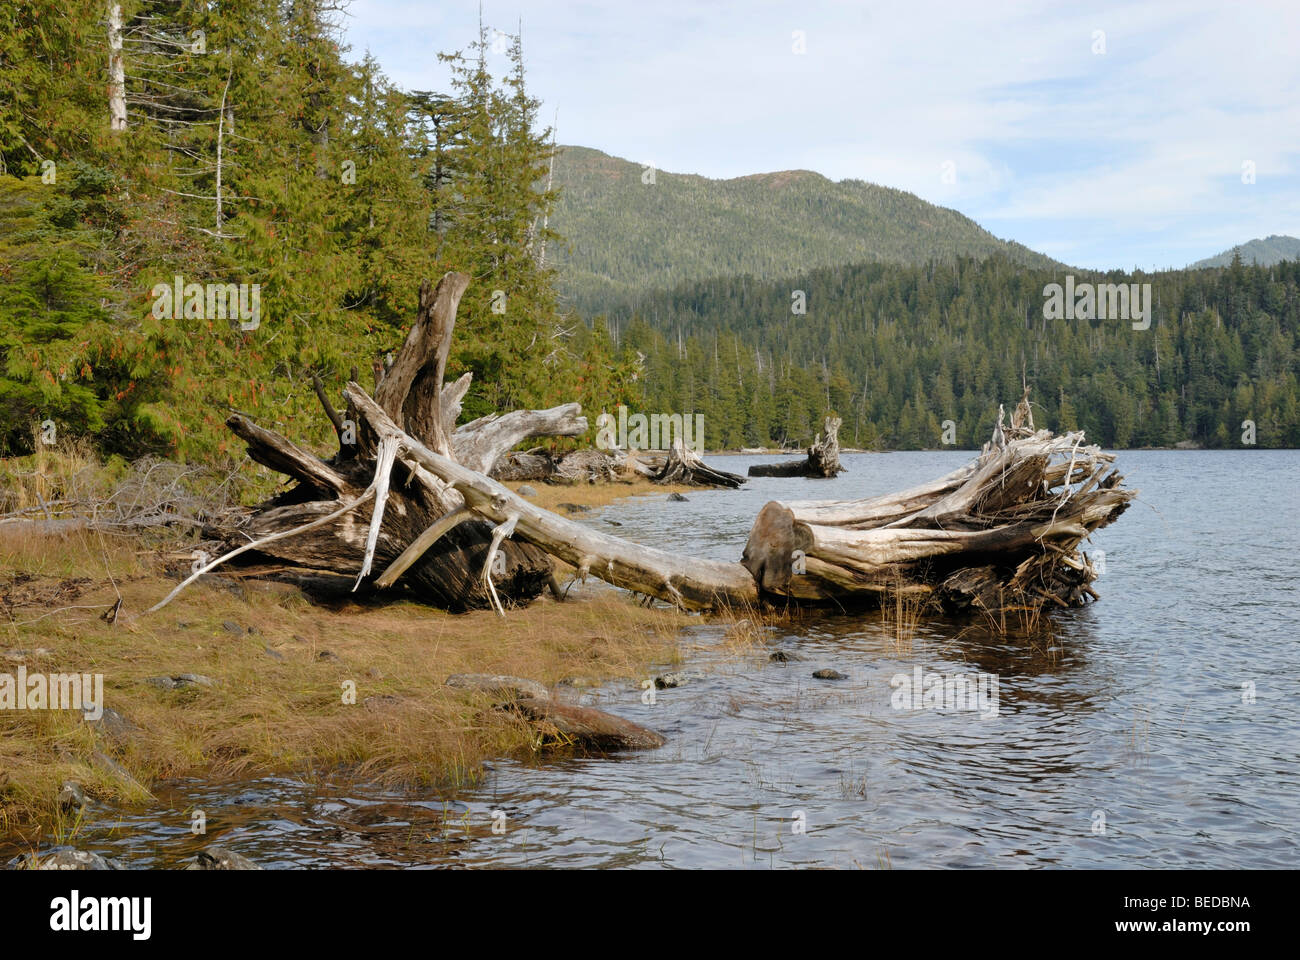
left=742, top=390, right=1135, bottom=613
left=748, top=416, right=845, bottom=478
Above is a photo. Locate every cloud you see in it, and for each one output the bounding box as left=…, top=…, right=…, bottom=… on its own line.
left=344, top=0, right=1300, bottom=268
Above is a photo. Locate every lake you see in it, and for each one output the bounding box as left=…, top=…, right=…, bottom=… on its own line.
left=31, top=450, right=1300, bottom=868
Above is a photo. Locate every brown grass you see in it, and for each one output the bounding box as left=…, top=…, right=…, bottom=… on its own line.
left=501, top=478, right=695, bottom=513
left=0, top=522, right=690, bottom=848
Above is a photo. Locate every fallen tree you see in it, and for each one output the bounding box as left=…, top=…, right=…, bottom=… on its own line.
left=159, top=275, right=1132, bottom=623
left=196, top=272, right=587, bottom=610
left=748, top=416, right=844, bottom=478
left=740, top=392, right=1136, bottom=615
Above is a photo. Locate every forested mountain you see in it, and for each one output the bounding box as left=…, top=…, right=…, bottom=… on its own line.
left=0, top=1, right=632, bottom=460
left=1191, top=235, right=1300, bottom=269
left=549, top=146, right=1063, bottom=316
left=609, top=253, right=1300, bottom=450
left=3, top=3, right=1293, bottom=461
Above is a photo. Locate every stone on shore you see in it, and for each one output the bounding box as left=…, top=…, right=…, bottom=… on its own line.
left=509, top=698, right=667, bottom=750
left=446, top=673, right=550, bottom=702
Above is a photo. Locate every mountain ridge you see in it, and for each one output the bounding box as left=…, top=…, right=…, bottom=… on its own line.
left=548, top=145, right=1065, bottom=316
left=1191, top=235, right=1300, bottom=269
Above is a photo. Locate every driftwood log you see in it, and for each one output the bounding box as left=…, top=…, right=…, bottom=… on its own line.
left=202, top=272, right=586, bottom=610
left=749, top=416, right=844, bottom=478
left=740, top=392, right=1136, bottom=614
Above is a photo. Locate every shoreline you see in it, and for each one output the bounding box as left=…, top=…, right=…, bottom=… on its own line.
left=0, top=478, right=715, bottom=858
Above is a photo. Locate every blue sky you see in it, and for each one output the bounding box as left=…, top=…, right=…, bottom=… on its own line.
left=343, top=0, right=1300, bottom=270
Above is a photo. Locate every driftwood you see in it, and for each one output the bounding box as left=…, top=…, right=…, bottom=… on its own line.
left=489, top=443, right=742, bottom=489
left=200, top=273, right=586, bottom=610
left=749, top=416, right=844, bottom=478
left=163, top=271, right=1131, bottom=625
left=741, top=392, right=1136, bottom=614
left=651, top=439, right=745, bottom=488
left=346, top=385, right=759, bottom=611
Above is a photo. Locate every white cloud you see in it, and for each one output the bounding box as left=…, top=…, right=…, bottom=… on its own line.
left=345, top=0, right=1300, bottom=267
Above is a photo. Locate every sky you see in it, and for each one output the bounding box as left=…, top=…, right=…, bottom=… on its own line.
left=343, top=0, right=1300, bottom=271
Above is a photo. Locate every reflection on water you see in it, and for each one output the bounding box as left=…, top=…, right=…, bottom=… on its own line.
left=20, top=451, right=1300, bottom=868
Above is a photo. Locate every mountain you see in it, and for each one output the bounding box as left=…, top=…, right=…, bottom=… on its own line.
left=1191, top=235, right=1300, bottom=269
left=548, top=145, right=1063, bottom=316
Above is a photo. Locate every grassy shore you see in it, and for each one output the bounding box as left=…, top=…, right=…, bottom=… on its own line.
left=0, top=473, right=714, bottom=852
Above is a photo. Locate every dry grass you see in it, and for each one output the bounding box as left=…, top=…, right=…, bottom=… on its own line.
left=502, top=478, right=695, bottom=513
left=0, top=523, right=689, bottom=848
left=878, top=580, right=925, bottom=654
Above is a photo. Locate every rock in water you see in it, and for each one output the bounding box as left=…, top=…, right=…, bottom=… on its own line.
left=446, top=673, right=549, bottom=702
left=187, top=846, right=262, bottom=870
left=17, top=848, right=121, bottom=870
left=668, top=492, right=688, bottom=502
left=508, top=698, right=667, bottom=750
left=812, top=669, right=848, bottom=680
left=57, top=781, right=87, bottom=813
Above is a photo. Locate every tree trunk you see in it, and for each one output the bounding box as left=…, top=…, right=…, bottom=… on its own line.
left=749, top=416, right=844, bottom=478
left=206, top=272, right=588, bottom=610
left=108, top=3, right=127, bottom=133
left=741, top=392, right=1135, bottom=612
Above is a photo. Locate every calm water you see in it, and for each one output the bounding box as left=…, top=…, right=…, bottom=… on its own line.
left=25, top=451, right=1300, bottom=868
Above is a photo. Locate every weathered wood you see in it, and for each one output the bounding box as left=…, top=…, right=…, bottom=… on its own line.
left=203, top=271, right=591, bottom=610
left=654, top=438, right=745, bottom=488
left=749, top=416, right=844, bottom=478
left=742, top=404, right=1136, bottom=613
left=347, top=385, right=759, bottom=611
left=453, top=404, right=587, bottom=474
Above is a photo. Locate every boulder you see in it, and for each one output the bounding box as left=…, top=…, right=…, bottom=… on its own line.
left=509, top=698, right=667, bottom=750
left=446, top=673, right=549, bottom=702
left=186, top=846, right=262, bottom=870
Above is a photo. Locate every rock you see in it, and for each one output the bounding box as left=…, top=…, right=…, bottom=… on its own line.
left=57, top=781, right=87, bottom=813
left=517, top=485, right=538, bottom=498
left=812, top=668, right=848, bottom=680
left=769, top=650, right=804, bottom=662
left=18, top=848, right=121, bottom=870
left=508, top=698, right=667, bottom=750
left=655, top=673, right=686, bottom=689
left=91, top=751, right=149, bottom=796
left=667, top=492, right=689, bottom=502
left=84, top=707, right=140, bottom=746
left=3, top=647, right=53, bottom=662
left=186, top=846, right=262, bottom=870
left=221, top=620, right=245, bottom=635
left=317, top=650, right=341, bottom=663
left=556, top=502, right=592, bottom=514
left=363, top=694, right=404, bottom=712
left=446, top=673, right=549, bottom=702
left=146, top=673, right=216, bottom=690
left=264, top=646, right=285, bottom=662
